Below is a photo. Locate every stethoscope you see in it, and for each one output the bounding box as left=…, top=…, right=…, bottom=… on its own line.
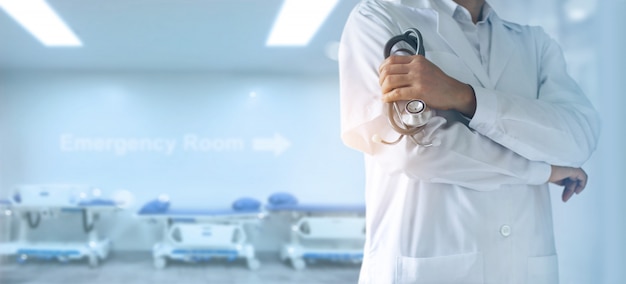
left=372, top=28, right=433, bottom=147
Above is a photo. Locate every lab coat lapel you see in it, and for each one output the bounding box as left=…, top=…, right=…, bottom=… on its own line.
left=436, top=11, right=493, bottom=88
left=489, top=15, right=516, bottom=87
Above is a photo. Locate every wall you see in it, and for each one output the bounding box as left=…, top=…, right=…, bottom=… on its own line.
left=0, top=71, right=365, bottom=251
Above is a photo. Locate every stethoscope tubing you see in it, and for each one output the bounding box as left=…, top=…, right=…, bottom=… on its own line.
left=383, top=28, right=425, bottom=58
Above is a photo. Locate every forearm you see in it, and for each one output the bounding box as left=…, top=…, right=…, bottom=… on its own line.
left=469, top=85, right=600, bottom=167
left=370, top=114, right=551, bottom=191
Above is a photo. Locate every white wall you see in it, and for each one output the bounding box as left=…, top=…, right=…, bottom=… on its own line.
left=0, top=71, right=365, bottom=251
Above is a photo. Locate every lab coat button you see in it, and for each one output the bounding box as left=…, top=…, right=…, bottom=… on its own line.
left=500, top=225, right=511, bottom=237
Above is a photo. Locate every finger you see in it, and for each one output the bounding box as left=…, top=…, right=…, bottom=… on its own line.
left=574, top=180, right=584, bottom=195
left=379, top=64, right=412, bottom=86
left=382, top=87, right=411, bottom=103
left=575, top=176, right=587, bottom=195
left=576, top=172, right=588, bottom=194
left=567, top=178, right=578, bottom=193
left=380, top=74, right=413, bottom=95
left=378, top=55, right=417, bottom=73
left=562, top=178, right=577, bottom=202
left=562, top=186, right=575, bottom=202
left=386, top=55, right=414, bottom=64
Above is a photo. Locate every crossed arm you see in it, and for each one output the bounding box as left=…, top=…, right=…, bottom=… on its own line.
left=378, top=54, right=590, bottom=202
left=338, top=7, right=600, bottom=202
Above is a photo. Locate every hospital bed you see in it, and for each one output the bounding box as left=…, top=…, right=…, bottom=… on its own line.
left=0, top=184, right=119, bottom=267
left=0, top=199, right=11, bottom=261
left=265, top=192, right=366, bottom=270
left=137, top=196, right=264, bottom=270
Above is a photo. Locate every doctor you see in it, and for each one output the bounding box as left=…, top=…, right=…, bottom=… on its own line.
left=338, top=0, right=601, bottom=283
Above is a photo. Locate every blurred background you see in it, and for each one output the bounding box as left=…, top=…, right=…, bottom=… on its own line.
left=0, top=0, right=624, bottom=283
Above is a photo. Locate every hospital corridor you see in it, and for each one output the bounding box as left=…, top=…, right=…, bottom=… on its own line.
left=0, top=0, right=624, bottom=284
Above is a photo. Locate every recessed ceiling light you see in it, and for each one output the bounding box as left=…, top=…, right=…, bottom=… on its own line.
left=0, top=0, right=82, bottom=47
left=563, top=0, right=597, bottom=22
left=266, top=0, right=339, bottom=47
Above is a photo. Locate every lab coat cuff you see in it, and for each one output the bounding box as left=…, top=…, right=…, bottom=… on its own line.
left=529, top=162, right=552, bottom=185
left=468, top=86, right=497, bottom=135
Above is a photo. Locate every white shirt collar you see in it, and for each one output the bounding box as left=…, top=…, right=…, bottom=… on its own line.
left=480, top=3, right=494, bottom=24
left=385, top=0, right=435, bottom=10
left=434, top=0, right=494, bottom=24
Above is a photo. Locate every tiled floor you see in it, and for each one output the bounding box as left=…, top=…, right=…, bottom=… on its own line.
left=0, top=252, right=361, bottom=284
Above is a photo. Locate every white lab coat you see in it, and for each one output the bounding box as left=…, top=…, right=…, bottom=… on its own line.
left=338, top=0, right=601, bottom=283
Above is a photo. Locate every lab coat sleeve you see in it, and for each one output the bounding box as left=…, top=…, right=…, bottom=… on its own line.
left=469, top=27, right=601, bottom=167
left=339, top=4, right=551, bottom=191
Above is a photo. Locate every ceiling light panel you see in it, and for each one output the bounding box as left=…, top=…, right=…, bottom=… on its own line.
left=0, top=0, right=82, bottom=47
left=266, top=0, right=339, bottom=47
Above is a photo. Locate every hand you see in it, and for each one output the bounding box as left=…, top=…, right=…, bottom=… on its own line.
left=378, top=55, right=476, bottom=117
left=549, top=165, right=588, bottom=202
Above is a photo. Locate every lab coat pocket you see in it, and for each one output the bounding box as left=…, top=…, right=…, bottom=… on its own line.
left=527, top=254, right=559, bottom=284
left=395, top=252, right=484, bottom=284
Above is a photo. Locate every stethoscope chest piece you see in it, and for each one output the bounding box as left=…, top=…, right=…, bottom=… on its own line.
left=406, top=99, right=425, bottom=114
left=402, top=100, right=432, bottom=128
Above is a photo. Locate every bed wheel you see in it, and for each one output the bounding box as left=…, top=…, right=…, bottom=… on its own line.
left=88, top=254, right=99, bottom=268
left=154, top=256, right=167, bottom=269
left=57, top=255, right=69, bottom=263
left=291, top=258, right=305, bottom=270
left=17, top=255, right=28, bottom=264
left=247, top=258, right=261, bottom=270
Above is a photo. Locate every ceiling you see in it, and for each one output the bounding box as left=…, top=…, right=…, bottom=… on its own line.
left=0, top=0, right=361, bottom=74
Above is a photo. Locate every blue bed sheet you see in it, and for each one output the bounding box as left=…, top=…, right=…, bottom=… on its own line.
left=265, top=203, right=365, bottom=213
left=265, top=192, right=365, bottom=213
left=137, top=197, right=262, bottom=217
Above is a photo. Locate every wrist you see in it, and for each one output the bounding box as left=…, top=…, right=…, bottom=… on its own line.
left=548, top=165, right=556, bottom=182
left=455, top=84, right=476, bottom=118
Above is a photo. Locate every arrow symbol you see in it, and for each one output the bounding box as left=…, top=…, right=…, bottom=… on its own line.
left=252, top=133, right=291, bottom=156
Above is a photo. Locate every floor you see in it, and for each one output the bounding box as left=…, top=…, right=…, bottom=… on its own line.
left=0, top=252, right=361, bottom=284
